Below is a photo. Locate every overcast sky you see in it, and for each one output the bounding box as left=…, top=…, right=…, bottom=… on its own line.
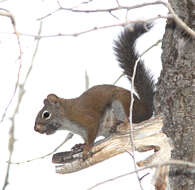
left=0, top=0, right=167, bottom=189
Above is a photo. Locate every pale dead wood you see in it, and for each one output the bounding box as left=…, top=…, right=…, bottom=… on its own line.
left=54, top=115, right=172, bottom=189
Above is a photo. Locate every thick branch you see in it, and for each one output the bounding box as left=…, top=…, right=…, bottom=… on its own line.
left=53, top=115, right=171, bottom=189
left=53, top=115, right=171, bottom=173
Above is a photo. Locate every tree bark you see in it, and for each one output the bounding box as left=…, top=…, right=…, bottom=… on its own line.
left=155, top=0, right=195, bottom=189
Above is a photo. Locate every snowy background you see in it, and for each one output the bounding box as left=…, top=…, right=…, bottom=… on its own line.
left=0, top=0, right=167, bottom=189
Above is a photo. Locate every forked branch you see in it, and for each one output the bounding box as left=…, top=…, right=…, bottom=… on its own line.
left=53, top=115, right=171, bottom=189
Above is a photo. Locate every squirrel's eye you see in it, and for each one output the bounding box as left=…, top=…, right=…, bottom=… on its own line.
left=42, top=110, right=51, bottom=120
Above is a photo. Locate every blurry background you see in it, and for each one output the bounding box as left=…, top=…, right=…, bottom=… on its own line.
left=0, top=0, right=167, bottom=189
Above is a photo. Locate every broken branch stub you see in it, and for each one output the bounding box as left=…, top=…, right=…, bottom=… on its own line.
left=53, top=115, right=171, bottom=174
left=53, top=115, right=172, bottom=190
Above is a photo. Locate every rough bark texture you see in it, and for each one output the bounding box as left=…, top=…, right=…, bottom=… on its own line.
left=155, top=0, right=195, bottom=189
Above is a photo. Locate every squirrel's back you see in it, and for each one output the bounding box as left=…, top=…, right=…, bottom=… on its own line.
left=114, top=22, right=155, bottom=120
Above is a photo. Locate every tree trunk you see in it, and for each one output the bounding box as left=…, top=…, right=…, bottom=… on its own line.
left=154, top=0, right=195, bottom=189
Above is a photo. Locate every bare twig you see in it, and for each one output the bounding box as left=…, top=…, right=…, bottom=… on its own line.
left=1, top=1, right=194, bottom=41
left=139, top=172, right=150, bottom=181
left=57, top=0, right=94, bottom=10
left=72, top=0, right=93, bottom=9
left=161, top=1, right=195, bottom=38
left=38, top=1, right=167, bottom=21
left=115, top=0, right=121, bottom=7
left=2, top=22, right=43, bottom=190
left=128, top=38, right=162, bottom=190
left=113, top=73, right=125, bottom=85
left=85, top=70, right=89, bottom=90
left=87, top=159, right=195, bottom=190
left=1, top=15, right=170, bottom=39
left=9, top=133, right=73, bottom=165
left=0, top=9, right=22, bottom=123
left=0, top=8, right=15, bottom=25
left=38, top=0, right=195, bottom=38
left=129, top=52, right=141, bottom=189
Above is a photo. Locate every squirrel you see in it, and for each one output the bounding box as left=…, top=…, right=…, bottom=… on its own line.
left=34, top=22, right=155, bottom=158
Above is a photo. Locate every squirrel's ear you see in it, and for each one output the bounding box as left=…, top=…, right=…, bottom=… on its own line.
left=46, top=94, right=59, bottom=105
left=43, top=99, right=49, bottom=105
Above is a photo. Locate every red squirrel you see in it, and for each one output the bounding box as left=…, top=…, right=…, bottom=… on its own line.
left=34, top=22, right=155, bottom=158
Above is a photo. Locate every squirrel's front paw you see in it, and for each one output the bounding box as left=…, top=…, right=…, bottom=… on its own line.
left=82, top=144, right=93, bottom=160
left=71, top=143, right=86, bottom=153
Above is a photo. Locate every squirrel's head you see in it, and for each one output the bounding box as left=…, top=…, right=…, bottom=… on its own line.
left=34, top=94, right=64, bottom=135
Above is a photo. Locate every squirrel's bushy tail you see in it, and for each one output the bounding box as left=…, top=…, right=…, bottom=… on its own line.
left=114, top=22, right=155, bottom=115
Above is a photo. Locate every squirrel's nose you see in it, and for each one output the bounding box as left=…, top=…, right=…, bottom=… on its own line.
left=34, top=123, right=46, bottom=133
